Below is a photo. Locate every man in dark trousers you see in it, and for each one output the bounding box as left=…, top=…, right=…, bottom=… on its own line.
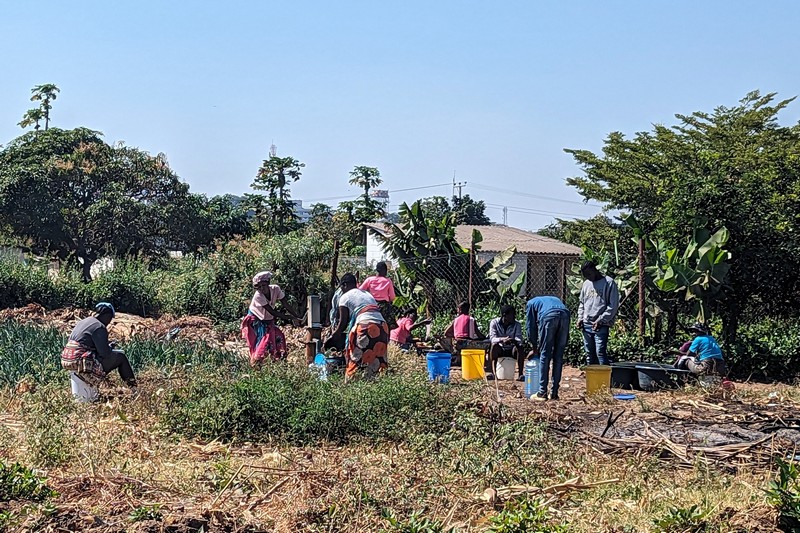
left=577, top=261, right=619, bottom=366
left=61, top=302, right=137, bottom=389
left=526, top=295, right=571, bottom=401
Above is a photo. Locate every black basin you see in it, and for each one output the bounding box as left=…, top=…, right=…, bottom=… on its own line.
left=635, top=363, right=690, bottom=391
left=611, top=362, right=640, bottom=390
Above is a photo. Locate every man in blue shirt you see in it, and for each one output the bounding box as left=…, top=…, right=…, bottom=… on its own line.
left=675, top=322, right=728, bottom=376
left=526, top=296, right=571, bottom=400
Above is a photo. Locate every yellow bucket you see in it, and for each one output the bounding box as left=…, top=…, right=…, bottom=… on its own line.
left=585, top=364, right=612, bottom=394
left=461, top=349, right=485, bottom=380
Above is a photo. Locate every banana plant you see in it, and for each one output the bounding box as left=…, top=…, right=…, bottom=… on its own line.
left=647, top=226, right=731, bottom=322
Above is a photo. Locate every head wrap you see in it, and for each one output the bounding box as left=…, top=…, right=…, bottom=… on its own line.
left=340, top=272, right=357, bottom=286
left=252, top=271, right=273, bottom=287
left=688, top=322, right=709, bottom=335
left=94, top=302, right=115, bottom=318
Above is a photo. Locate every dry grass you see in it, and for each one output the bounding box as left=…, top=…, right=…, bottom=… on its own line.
left=0, top=348, right=797, bottom=532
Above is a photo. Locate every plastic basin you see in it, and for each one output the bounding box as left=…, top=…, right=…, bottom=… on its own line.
left=611, top=362, right=640, bottom=390
left=635, top=363, right=690, bottom=391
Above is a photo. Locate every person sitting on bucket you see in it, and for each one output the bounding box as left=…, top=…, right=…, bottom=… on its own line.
left=674, top=322, right=728, bottom=376
left=327, top=272, right=389, bottom=380
left=389, top=308, right=431, bottom=351
left=487, top=305, right=524, bottom=381
left=444, top=301, right=485, bottom=351
left=61, top=302, right=137, bottom=390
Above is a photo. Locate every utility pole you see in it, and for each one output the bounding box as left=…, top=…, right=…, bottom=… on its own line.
left=452, top=171, right=466, bottom=199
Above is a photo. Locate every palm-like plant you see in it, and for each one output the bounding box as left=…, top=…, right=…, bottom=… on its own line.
left=250, top=154, right=305, bottom=234
left=30, top=83, right=60, bottom=130
left=18, top=108, right=45, bottom=131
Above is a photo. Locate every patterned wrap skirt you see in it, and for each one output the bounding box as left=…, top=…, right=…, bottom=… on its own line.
left=346, top=321, right=389, bottom=379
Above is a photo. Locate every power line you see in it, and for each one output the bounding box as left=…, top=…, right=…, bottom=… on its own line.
left=304, top=182, right=451, bottom=203
left=470, top=182, right=603, bottom=207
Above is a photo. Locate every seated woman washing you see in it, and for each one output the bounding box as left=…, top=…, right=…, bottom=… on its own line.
left=674, top=322, right=728, bottom=376
left=241, top=271, right=302, bottom=367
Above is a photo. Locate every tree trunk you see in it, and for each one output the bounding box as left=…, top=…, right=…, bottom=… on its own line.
left=81, top=257, right=93, bottom=282
left=666, top=305, right=678, bottom=340
left=721, top=297, right=740, bottom=345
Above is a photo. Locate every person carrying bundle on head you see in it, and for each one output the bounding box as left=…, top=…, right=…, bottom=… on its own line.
left=241, top=271, right=302, bottom=367
left=61, top=302, right=136, bottom=391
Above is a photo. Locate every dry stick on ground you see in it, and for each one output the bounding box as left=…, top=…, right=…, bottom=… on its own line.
left=600, top=410, right=625, bottom=439
left=479, top=477, right=619, bottom=504
left=210, top=463, right=246, bottom=508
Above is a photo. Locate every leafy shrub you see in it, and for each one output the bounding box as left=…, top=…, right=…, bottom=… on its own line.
left=0, top=259, right=60, bottom=309
left=652, top=504, right=709, bottom=532
left=727, top=318, right=800, bottom=380
left=161, top=365, right=459, bottom=444
left=0, top=461, right=57, bottom=502
left=487, top=497, right=567, bottom=533
left=0, top=321, right=64, bottom=387
left=765, top=459, right=800, bottom=531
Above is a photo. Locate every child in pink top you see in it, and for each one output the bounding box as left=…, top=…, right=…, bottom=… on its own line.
left=390, top=309, right=431, bottom=349
left=360, top=261, right=397, bottom=328
left=359, top=261, right=396, bottom=302
left=444, top=301, right=484, bottom=341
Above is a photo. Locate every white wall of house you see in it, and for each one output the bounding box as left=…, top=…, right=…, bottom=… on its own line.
left=365, top=231, right=390, bottom=267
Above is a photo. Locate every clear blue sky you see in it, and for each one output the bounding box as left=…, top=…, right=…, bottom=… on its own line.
left=2, top=1, right=799, bottom=230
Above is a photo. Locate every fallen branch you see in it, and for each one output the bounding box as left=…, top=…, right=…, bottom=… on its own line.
left=479, top=476, right=618, bottom=504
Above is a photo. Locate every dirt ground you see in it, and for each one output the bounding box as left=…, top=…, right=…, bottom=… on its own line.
left=2, top=307, right=799, bottom=531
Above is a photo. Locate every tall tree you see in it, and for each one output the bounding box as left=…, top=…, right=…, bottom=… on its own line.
left=18, top=108, right=44, bottom=132
left=0, top=128, right=195, bottom=280
left=29, top=84, right=60, bottom=130
left=564, top=91, right=800, bottom=337
left=249, top=155, right=304, bottom=235
left=418, top=194, right=491, bottom=225
left=451, top=194, right=491, bottom=225
left=538, top=215, right=635, bottom=259
left=348, top=165, right=386, bottom=224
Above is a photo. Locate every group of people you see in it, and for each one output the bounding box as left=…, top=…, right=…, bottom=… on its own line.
left=62, top=259, right=728, bottom=397
left=437, top=260, right=728, bottom=400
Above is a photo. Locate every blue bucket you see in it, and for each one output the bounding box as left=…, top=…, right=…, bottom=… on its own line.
left=426, top=352, right=451, bottom=384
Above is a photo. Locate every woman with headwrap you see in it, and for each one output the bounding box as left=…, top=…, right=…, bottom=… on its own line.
left=241, top=271, right=302, bottom=367
left=61, top=302, right=137, bottom=390
left=326, top=272, right=389, bottom=380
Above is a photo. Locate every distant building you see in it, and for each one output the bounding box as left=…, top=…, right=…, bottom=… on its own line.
left=365, top=223, right=581, bottom=300
left=291, top=200, right=312, bottom=224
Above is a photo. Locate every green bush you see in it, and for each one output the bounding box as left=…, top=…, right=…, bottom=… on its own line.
left=487, top=497, right=567, bottom=533
left=765, top=459, right=800, bottom=531
left=0, top=461, right=57, bottom=502
left=161, top=365, right=460, bottom=444
left=726, top=318, right=800, bottom=380
left=0, top=321, right=64, bottom=387
left=0, top=259, right=60, bottom=309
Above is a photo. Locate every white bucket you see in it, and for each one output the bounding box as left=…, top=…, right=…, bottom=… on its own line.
left=495, top=357, right=517, bottom=381
left=69, top=372, right=99, bottom=402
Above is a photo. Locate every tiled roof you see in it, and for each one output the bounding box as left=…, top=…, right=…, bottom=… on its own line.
left=365, top=223, right=581, bottom=256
